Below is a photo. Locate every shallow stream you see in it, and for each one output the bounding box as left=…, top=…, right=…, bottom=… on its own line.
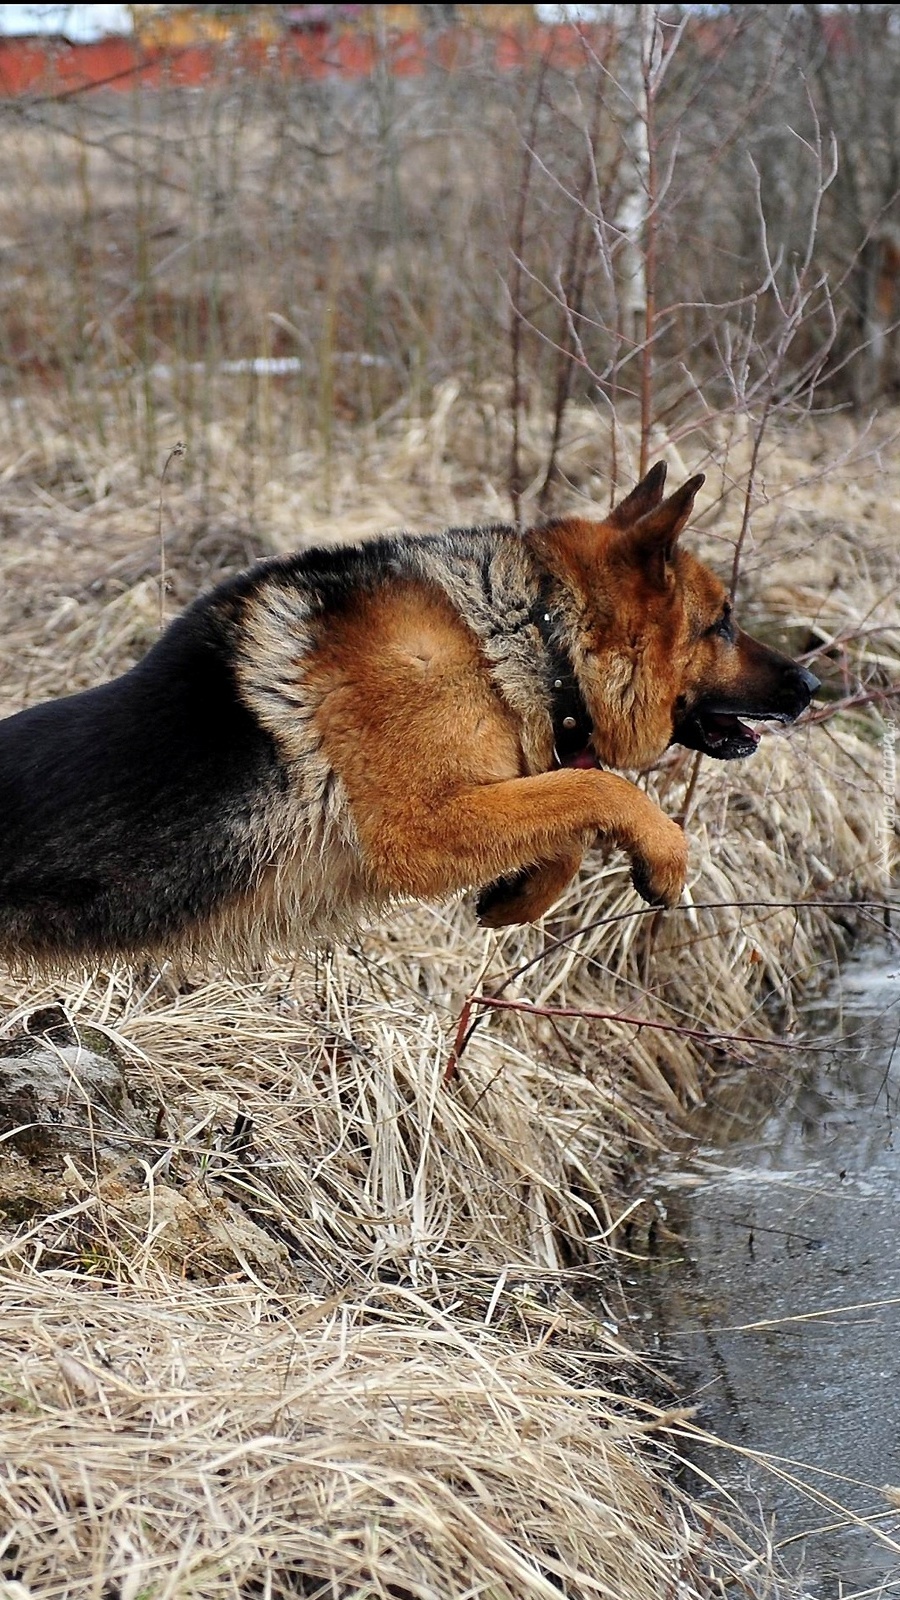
left=630, top=949, right=900, bottom=1598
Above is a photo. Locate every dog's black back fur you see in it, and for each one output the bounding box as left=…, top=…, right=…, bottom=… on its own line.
left=0, top=578, right=285, bottom=960
left=0, top=530, right=523, bottom=964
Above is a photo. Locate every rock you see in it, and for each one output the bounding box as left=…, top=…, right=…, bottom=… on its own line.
left=0, top=1032, right=146, bottom=1164
left=111, top=1182, right=291, bottom=1282
left=0, top=1006, right=289, bottom=1288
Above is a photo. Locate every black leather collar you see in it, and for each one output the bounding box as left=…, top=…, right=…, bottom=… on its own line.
left=530, top=585, right=595, bottom=765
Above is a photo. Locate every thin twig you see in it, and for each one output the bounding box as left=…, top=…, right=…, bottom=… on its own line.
left=157, top=441, right=185, bottom=632
left=448, top=894, right=896, bottom=1069
left=449, top=992, right=852, bottom=1075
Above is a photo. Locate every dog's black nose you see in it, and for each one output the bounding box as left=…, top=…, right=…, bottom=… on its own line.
left=798, top=665, right=820, bottom=697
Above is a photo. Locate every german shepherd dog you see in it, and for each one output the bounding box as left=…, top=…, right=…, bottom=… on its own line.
left=0, top=465, right=817, bottom=967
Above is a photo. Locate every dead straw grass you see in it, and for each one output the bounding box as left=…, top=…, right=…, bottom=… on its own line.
left=0, top=385, right=898, bottom=1598
left=1, top=1272, right=717, bottom=1600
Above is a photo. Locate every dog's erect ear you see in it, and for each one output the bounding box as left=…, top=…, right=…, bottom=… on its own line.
left=607, top=462, right=668, bottom=530
left=614, top=473, right=705, bottom=585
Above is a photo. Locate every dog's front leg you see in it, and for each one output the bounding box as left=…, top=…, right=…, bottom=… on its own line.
left=475, top=850, right=585, bottom=928
left=362, top=768, right=687, bottom=912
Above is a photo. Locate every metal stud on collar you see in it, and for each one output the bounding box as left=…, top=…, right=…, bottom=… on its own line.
left=532, top=583, right=595, bottom=762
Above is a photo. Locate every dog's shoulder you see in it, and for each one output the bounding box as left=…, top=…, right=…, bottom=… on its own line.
left=176, top=524, right=553, bottom=777
left=226, top=518, right=536, bottom=670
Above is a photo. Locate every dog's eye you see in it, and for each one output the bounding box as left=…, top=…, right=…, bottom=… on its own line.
left=708, top=608, right=734, bottom=641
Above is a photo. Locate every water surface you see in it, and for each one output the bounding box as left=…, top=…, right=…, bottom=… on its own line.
left=631, top=952, right=900, bottom=1597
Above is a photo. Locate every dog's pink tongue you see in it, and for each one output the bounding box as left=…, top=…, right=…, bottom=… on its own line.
left=707, top=711, right=760, bottom=747
left=731, top=717, right=760, bottom=746
left=567, top=747, right=599, bottom=769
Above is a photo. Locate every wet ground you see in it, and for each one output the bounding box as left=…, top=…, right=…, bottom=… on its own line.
left=629, top=949, right=900, bottom=1598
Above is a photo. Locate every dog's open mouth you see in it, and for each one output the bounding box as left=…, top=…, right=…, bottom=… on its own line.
left=674, top=706, right=793, bottom=761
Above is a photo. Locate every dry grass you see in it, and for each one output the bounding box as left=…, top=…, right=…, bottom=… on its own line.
left=1, top=1273, right=720, bottom=1600
left=0, top=382, right=898, bottom=1598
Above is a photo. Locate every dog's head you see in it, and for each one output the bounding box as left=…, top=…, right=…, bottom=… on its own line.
left=532, top=463, right=819, bottom=771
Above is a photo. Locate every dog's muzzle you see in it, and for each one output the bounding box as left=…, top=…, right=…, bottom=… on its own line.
left=673, top=661, right=820, bottom=761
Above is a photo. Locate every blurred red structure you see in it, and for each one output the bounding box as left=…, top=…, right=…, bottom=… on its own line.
left=0, top=23, right=602, bottom=99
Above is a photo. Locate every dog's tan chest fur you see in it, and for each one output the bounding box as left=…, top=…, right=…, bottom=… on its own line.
left=229, top=545, right=560, bottom=946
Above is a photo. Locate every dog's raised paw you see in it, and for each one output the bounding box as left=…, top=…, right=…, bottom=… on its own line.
left=631, top=860, right=670, bottom=908
left=630, top=833, right=687, bottom=909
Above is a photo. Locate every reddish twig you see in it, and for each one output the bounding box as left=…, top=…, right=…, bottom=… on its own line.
left=639, top=9, right=659, bottom=479
left=445, top=993, right=849, bottom=1084
left=444, top=893, right=897, bottom=1075
left=805, top=685, right=900, bottom=724
left=508, top=53, right=551, bottom=528
left=444, top=996, right=473, bottom=1083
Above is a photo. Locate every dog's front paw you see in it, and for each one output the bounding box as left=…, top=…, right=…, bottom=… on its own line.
left=629, top=822, right=687, bottom=909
